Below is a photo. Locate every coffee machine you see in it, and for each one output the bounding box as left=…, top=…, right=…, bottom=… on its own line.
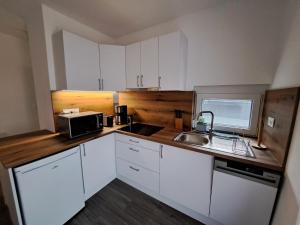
left=115, top=105, right=128, bottom=125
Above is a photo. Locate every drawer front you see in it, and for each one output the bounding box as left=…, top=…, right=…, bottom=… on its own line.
left=116, top=141, right=159, bottom=172
left=115, top=133, right=159, bottom=151
left=116, top=159, right=159, bottom=192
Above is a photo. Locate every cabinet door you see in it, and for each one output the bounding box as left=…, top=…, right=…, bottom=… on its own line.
left=14, top=147, right=85, bottom=225
left=81, top=134, right=116, bottom=200
left=210, top=171, right=277, bottom=225
left=99, top=44, right=126, bottom=91
left=126, top=42, right=141, bottom=88
left=63, top=31, right=101, bottom=91
left=159, top=31, right=187, bottom=90
left=160, top=145, right=213, bottom=216
left=141, top=37, right=159, bottom=88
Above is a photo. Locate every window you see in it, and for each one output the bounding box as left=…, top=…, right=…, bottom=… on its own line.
left=202, top=99, right=253, bottom=129
left=195, top=85, right=268, bottom=136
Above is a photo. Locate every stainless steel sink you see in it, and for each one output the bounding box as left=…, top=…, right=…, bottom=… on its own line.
left=174, top=131, right=255, bottom=158
left=173, top=132, right=209, bottom=146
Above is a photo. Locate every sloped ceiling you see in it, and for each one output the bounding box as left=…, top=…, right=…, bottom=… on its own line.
left=0, top=6, right=27, bottom=39
left=41, top=0, right=227, bottom=37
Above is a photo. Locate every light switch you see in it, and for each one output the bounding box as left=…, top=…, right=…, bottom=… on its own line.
left=267, top=117, right=275, bottom=128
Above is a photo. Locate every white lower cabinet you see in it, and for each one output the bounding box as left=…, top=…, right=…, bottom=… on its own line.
left=115, top=136, right=160, bottom=193
left=11, top=133, right=216, bottom=225
left=116, top=141, right=159, bottom=172
left=14, top=147, right=85, bottom=225
left=81, top=134, right=116, bottom=200
left=116, top=134, right=214, bottom=218
left=159, top=144, right=214, bottom=216
left=116, top=159, right=159, bottom=192
left=115, top=133, right=160, bottom=150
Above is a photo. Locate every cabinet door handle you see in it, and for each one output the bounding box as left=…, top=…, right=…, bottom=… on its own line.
left=101, top=78, right=104, bottom=90
left=83, top=144, right=86, bottom=157
left=129, top=147, right=139, bottom=152
left=160, top=144, right=163, bottom=158
left=52, top=165, right=59, bottom=170
left=140, top=74, right=143, bottom=87
left=129, top=139, right=139, bottom=144
left=98, top=78, right=101, bottom=90
left=129, top=166, right=140, bottom=172
left=137, top=75, right=140, bottom=87
left=158, top=76, right=162, bottom=89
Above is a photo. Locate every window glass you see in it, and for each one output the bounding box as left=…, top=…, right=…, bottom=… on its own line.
left=201, top=99, right=253, bottom=129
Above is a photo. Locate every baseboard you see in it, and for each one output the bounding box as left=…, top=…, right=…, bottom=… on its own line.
left=117, top=175, right=222, bottom=225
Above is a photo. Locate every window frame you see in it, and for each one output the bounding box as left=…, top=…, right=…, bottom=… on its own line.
left=195, top=85, right=268, bottom=137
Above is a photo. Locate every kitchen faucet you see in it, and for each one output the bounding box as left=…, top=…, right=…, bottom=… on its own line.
left=197, top=111, right=214, bottom=141
left=127, top=115, right=134, bottom=131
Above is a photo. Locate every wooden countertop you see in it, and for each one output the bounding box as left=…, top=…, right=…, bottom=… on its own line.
left=0, top=126, right=282, bottom=172
left=116, top=128, right=282, bottom=172
left=0, top=126, right=123, bottom=169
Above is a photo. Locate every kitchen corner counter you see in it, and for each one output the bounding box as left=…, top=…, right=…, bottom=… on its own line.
left=115, top=128, right=283, bottom=172
left=0, top=126, right=124, bottom=169
left=0, top=126, right=282, bottom=172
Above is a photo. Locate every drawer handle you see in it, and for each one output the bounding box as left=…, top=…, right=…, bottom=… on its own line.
left=129, top=166, right=140, bottom=172
left=129, top=147, right=139, bottom=152
left=129, top=139, right=139, bottom=144
left=52, top=165, right=59, bottom=170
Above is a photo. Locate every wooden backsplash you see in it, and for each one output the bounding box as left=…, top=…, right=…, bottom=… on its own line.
left=119, top=91, right=195, bottom=131
left=51, top=91, right=115, bottom=130
left=260, top=87, right=300, bottom=168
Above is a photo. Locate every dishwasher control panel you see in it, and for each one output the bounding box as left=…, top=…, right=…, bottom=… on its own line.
left=214, top=158, right=281, bottom=187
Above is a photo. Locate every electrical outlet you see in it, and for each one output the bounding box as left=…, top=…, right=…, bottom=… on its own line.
left=267, top=117, right=275, bottom=128
left=62, top=108, right=80, bottom=114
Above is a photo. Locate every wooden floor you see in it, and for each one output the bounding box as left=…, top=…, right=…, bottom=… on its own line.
left=0, top=179, right=204, bottom=225
left=67, top=179, right=204, bottom=225
left=0, top=203, right=12, bottom=225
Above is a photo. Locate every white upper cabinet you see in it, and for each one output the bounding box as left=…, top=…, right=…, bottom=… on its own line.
left=160, top=144, right=213, bottom=216
left=125, top=37, right=159, bottom=89
left=99, top=44, right=126, bottom=91
left=55, top=30, right=101, bottom=90
left=159, top=31, right=188, bottom=90
left=140, top=37, right=159, bottom=88
left=126, top=42, right=141, bottom=88
left=54, top=30, right=126, bottom=91
left=125, top=31, right=187, bottom=90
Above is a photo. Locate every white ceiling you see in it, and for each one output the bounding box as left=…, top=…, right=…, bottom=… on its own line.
left=41, top=0, right=226, bottom=37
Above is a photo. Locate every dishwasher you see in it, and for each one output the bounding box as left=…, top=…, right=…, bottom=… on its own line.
left=210, top=158, right=281, bottom=225
left=14, top=147, right=85, bottom=225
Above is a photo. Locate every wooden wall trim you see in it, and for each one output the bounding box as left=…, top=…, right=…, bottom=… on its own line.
left=260, top=87, right=300, bottom=168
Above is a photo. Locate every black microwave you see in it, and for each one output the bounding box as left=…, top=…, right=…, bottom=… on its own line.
left=57, top=111, right=103, bottom=138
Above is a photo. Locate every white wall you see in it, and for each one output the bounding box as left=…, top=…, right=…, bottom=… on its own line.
left=21, top=4, right=116, bottom=131
left=25, top=4, right=56, bottom=132
left=0, top=7, right=39, bottom=137
left=271, top=1, right=300, bottom=225
left=0, top=7, right=27, bottom=40
left=42, top=4, right=115, bottom=90
left=116, top=0, right=287, bottom=90
left=0, top=3, right=117, bottom=132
